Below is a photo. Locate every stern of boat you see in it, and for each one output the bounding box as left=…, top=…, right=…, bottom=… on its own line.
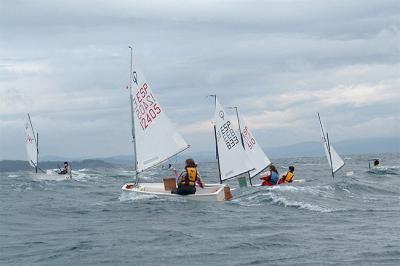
left=122, top=183, right=139, bottom=191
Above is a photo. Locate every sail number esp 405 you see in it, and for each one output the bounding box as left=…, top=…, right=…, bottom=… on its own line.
left=242, top=126, right=256, bottom=150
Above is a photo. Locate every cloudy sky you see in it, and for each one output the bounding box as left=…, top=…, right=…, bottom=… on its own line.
left=0, top=0, right=399, bottom=160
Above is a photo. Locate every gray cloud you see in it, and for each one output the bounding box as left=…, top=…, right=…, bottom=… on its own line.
left=0, top=0, right=399, bottom=159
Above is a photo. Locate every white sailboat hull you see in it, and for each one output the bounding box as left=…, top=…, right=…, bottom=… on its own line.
left=32, top=170, right=73, bottom=181
left=122, top=182, right=228, bottom=202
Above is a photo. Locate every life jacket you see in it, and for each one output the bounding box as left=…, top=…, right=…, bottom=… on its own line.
left=284, top=171, right=294, bottom=183
left=180, top=167, right=197, bottom=187
left=270, top=171, right=279, bottom=184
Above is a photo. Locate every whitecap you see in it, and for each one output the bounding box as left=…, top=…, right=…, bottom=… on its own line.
left=342, top=188, right=351, bottom=193
left=32, top=173, right=69, bottom=182
left=119, top=191, right=158, bottom=202
left=266, top=185, right=304, bottom=192
left=270, top=194, right=335, bottom=213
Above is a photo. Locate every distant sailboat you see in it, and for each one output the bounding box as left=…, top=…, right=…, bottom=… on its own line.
left=122, top=48, right=229, bottom=201
left=25, top=113, right=39, bottom=173
left=231, top=107, right=271, bottom=181
left=24, top=114, right=72, bottom=179
left=317, top=113, right=345, bottom=177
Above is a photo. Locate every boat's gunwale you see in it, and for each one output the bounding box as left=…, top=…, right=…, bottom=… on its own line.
left=122, top=182, right=225, bottom=198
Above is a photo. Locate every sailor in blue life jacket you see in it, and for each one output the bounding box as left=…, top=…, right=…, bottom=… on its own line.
left=260, top=165, right=279, bottom=186
left=171, top=158, right=204, bottom=195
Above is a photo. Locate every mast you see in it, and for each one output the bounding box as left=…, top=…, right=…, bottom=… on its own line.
left=27, top=113, right=38, bottom=173
left=210, top=95, right=223, bottom=184
left=326, top=132, right=335, bottom=178
left=128, top=46, right=139, bottom=183
left=36, top=133, right=39, bottom=174
left=232, top=107, right=245, bottom=149
left=317, top=112, right=326, bottom=142
left=317, top=112, right=334, bottom=178
left=213, top=124, right=223, bottom=184
left=232, top=107, right=252, bottom=186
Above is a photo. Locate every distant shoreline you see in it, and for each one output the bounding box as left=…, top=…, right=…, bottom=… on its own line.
left=1, top=152, right=399, bottom=172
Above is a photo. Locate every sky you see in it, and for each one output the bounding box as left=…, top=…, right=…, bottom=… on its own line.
left=0, top=0, right=399, bottom=160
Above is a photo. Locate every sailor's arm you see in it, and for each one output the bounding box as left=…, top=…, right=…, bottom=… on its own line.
left=197, top=171, right=204, bottom=188
left=176, top=170, right=185, bottom=184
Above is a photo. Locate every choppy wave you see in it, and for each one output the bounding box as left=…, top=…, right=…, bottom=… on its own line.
left=367, top=166, right=399, bottom=175
left=270, top=195, right=336, bottom=212
left=119, top=191, right=186, bottom=203
left=346, top=171, right=354, bottom=176
left=233, top=186, right=337, bottom=212
left=1, top=153, right=399, bottom=265
left=119, top=191, right=159, bottom=202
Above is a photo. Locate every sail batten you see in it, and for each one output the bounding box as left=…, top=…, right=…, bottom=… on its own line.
left=214, top=98, right=253, bottom=181
left=136, top=145, right=190, bottom=174
left=130, top=64, right=189, bottom=173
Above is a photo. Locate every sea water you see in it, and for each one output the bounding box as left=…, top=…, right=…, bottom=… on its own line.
left=1, top=153, right=399, bottom=265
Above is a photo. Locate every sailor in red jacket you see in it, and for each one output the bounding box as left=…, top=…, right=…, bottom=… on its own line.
left=260, top=165, right=279, bottom=186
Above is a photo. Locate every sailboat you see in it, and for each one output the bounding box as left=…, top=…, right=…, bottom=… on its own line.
left=212, top=97, right=254, bottom=184
left=231, top=107, right=271, bottom=185
left=24, top=113, right=72, bottom=179
left=121, top=48, right=229, bottom=201
left=25, top=113, right=39, bottom=173
left=317, top=113, right=345, bottom=177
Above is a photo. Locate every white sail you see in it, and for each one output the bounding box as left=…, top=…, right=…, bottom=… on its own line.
left=323, top=143, right=344, bottom=174
left=236, top=110, right=271, bottom=178
left=130, top=66, right=189, bottom=173
left=25, top=114, right=38, bottom=168
left=318, top=114, right=345, bottom=175
left=214, top=98, right=253, bottom=181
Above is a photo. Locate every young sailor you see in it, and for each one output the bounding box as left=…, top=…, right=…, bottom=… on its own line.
left=260, top=165, right=279, bottom=186
left=172, top=158, right=204, bottom=195
left=58, top=161, right=72, bottom=179
left=278, top=166, right=295, bottom=184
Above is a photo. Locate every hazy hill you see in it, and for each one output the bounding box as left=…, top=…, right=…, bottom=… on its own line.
left=96, top=137, right=400, bottom=164
left=266, top=137, right=399, bottom=158
left=0, top=159, right=117, bottom=172
left=5, top=137, right=398, bottom=169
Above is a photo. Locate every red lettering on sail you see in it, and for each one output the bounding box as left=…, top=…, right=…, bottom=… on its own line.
left=133, top=83, right=163, bottom=130
left=242, top=126, right=256, bottom=150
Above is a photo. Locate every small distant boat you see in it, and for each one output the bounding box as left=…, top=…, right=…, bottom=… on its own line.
left=121, top=48, right=229, bottom=201
left=368, top=158, right=381, bottom=169
left=367, top=158, right=397, bottom=174
left=25, top=113, right=39, bottom=173
left=317, top=113, right=345, bottom=177
left=24, top=113, right=72, bottom=179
